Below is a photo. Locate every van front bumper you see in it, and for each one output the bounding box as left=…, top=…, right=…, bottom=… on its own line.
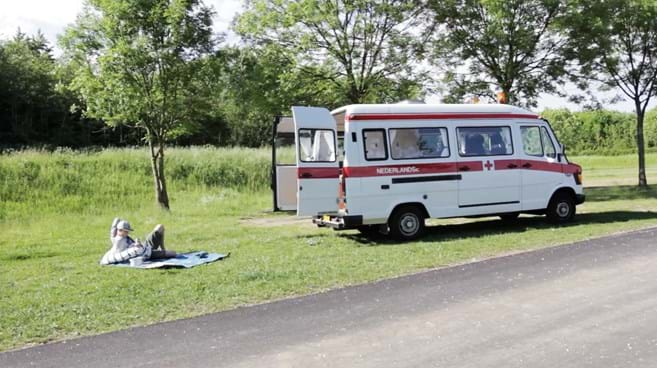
left=576, top=194, right=586, bottom=205
left=313, top=213, right=363, bottom=230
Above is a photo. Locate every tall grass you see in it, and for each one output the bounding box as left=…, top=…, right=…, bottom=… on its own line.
left=0, top=147, right=275, bottom=220
left=1, top=148, right=654, bottom=221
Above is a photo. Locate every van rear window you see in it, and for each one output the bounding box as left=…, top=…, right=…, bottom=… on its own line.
left=457, top=127, right=513, bottom=156
left=298, top=129, right=336, bottom=162
left=389, top=128, right=450, bottom=160
left=363, top=129, right=388, bottom=160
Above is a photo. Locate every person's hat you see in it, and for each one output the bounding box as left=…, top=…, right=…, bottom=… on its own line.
left=117, top=220, right=134, bottom=232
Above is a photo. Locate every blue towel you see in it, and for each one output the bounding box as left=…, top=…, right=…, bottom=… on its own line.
left=113, top=251, right=229, bottom=269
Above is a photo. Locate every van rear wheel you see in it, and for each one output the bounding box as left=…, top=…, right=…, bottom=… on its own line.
left=546, top=192, right=576, bottom=224
left=389, top=205, right=426, bottom=241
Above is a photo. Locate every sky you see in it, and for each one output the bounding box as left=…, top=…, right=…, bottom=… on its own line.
left=0, top=0, right=650, bottom=114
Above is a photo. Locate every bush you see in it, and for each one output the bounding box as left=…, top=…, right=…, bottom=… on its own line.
left=541, top=108, right=641, bottom=155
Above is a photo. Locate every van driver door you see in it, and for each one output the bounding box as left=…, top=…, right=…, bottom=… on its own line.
left=292, top=106, right=340, bottom=216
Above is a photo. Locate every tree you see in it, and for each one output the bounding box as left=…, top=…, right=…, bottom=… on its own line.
left=203, top=44, right=355, bottom=147
left=235, top=0, right=426, bottom=104
left=0, top=31, right=59, bottom=145
left=60, top=0, right=216, bottom=209
left=426, top=0, right=573, bottom=107
left=566, top=0, right=657, bottom=186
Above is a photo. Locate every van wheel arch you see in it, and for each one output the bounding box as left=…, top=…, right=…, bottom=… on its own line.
left=546, top=188, right=577, bottom=223
left=387, top=203, right=429, bottom=241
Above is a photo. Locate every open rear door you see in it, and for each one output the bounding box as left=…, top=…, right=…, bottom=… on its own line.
left=292, top=106, right=340, bottom=216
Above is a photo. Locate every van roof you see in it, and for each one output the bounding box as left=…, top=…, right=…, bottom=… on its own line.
left=331, top=103, right=539, bottom=129
left=331, top=103, right=535, bottom=116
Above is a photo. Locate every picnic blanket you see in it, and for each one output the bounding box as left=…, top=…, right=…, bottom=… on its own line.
left=113, top=251, right=229, bottom=269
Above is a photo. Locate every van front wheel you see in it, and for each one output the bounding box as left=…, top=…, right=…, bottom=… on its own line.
left=389, top=205, right=426, bottom=241
left=546, top=192, right=576, bottom=224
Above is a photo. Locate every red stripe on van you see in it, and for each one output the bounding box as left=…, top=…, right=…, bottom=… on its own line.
left=346, top=113, right=539, bottom=121
left=343, top=162, right=457, bottom=177
left=563, top=163, right=582, bottom=174
left=494, top=159, right=522, bottom=170
left=297, top=167, right=340, bottom=179
left=459, top=161, right=484, bottom=172
left=495, top=159, right=580, bottom=173
left=522, top=160, right=564, bottom=173
left=299, top=161, right=581, bottom=179
left=343, top=161, right=487, bottom=177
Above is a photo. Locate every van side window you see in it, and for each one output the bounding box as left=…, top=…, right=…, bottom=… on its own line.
left=457, top=127, right=513, bottom=156
left=363, top=129, right=388, bottom=161
left=541, top=127, right=556, bottom=158
left=521, top=126, right=543, bottom=156
left=389, top=128, right=449, bottom=160
left=298, top=129, right=336, bottom=162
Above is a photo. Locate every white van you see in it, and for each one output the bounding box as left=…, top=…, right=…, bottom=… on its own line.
left=287, top=103, right=584, bottom=240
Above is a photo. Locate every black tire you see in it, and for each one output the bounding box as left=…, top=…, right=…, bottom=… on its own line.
left=357, top=225, right=380, bottom=237
left=388, top=205, right=426, bottom=241
left=546, top=191, right=576, bottom=224
left=499, top=212, right=520, bottom=222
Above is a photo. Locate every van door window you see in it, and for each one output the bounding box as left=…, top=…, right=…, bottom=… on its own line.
left=457, top=127, right=513, bottom=156
left=363, top=129, right=388, bottom=160
left=521, top=126, right=543, bottom=156
left=298, top=129, right=336, bottom=162
left=389, top=128, right=450, bottom=160
left=541, top=127, right=556, bottom=158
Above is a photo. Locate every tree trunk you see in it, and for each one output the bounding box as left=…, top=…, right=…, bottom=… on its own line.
left=636, top=109, right=648, bottom=187
left=148, top=138, right=170, bottom=210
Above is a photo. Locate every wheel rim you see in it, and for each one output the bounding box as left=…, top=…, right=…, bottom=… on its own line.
left=556, top=202, right=570, bottom=217
left=399, top=213, right=419, bottom=236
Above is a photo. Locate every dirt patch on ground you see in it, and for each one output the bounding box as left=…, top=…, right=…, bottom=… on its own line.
left=240, top=214, right=314, bottom=227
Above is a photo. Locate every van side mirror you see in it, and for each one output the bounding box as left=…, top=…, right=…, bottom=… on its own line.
left=557, top=144, right=566, bottom=162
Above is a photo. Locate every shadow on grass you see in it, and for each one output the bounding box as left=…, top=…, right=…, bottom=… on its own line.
left=2, top=250, right=60, bottom=262
left=586, top=184, right=657, bottom=202
left=341, top=210, right=657, bottom=246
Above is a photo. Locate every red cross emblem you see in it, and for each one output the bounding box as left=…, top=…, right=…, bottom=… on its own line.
left=484, top=160, right=494, bottom=170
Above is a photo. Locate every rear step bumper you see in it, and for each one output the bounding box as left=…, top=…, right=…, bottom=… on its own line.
left=576, top=194, right=586, bottom=205
left=312, top=213, right=363, bottom=230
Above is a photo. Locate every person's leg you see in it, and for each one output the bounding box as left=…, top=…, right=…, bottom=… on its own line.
left=145, top=225, right=176, bottom=259
left=150, top=249, right=177, bottom=259
left=144, top=224, right=165, bottom=250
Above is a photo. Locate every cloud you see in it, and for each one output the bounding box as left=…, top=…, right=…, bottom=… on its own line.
left=0, top=0, right=242, bottom=47
left=0, top=0, right=82, bottom=45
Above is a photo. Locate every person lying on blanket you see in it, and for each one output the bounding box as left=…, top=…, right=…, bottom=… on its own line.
left=100, top=218, right=177, bottom=265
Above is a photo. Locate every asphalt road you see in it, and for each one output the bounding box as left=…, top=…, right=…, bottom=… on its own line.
left=3, top=227, right=657, bottom=368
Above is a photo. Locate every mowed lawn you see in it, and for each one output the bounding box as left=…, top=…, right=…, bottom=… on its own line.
left=0, top=149, right=656, bottom=351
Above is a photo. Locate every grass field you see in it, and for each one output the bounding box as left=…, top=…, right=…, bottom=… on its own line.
left=0, top=149, right=656, bottom=351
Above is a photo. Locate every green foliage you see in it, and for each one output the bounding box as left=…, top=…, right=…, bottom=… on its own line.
left=60, top=0, right=219, bottom=208
left=235, top=0, right=427, bottom=104
left=0, top=147, right=273, bottom=221
left=427, top=0, right=573, bottom=107
left=565, top=0, right=657, bottom=111
left=0, top=31, right=99, bottom=147
left=542, top=107, right=657, bottom=155
left=204, top=45, right=343, bottom=147
left=564, top=0, right=657, bottom=185
left=60, top=0, right=216, bottom=138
